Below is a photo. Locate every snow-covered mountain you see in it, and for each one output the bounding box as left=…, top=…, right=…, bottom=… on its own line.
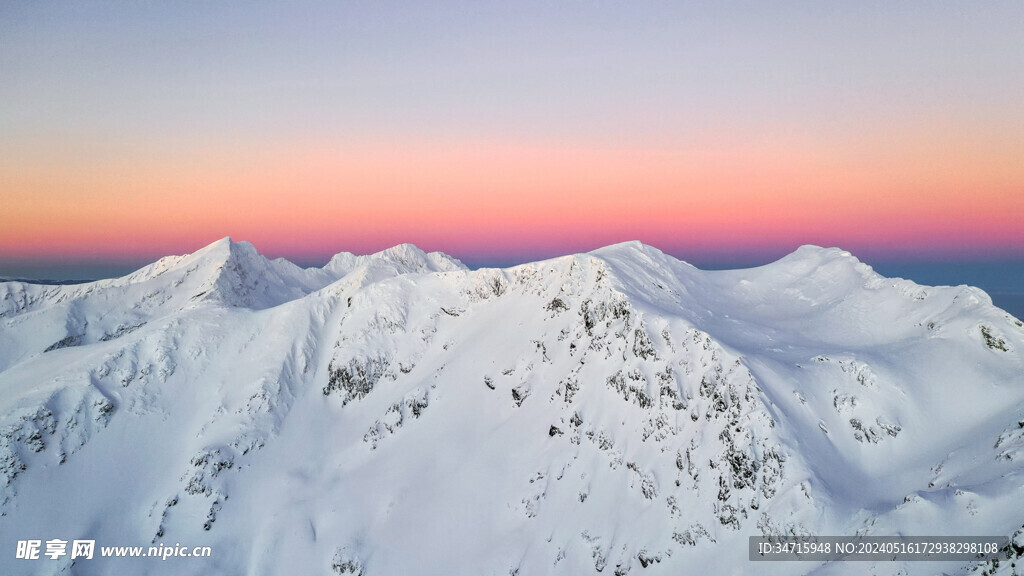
left=1, top=238, right=1022, bottom=576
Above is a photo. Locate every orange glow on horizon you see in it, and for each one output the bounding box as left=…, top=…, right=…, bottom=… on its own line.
left=3, top=125, right=1023, bottom=261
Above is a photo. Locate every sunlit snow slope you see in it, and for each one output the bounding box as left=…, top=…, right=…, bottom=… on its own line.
left=1, top=239, right=1023, bottom=576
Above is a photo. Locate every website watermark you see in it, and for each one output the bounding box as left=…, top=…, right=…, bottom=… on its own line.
left=15, top=539, right=211, bottom=561
left=749, top=535, right=1008, bottom=562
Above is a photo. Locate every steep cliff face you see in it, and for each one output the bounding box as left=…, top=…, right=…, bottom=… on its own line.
left=1, top=239, right=1022, bottom=575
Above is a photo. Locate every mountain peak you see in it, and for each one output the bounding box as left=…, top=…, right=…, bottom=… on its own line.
left=762, top=244, right=878, bottom=285
left=206, top=235, right=235, bottom=250
left=787, top=244, right=858, bottom=262
left=119, top=237, right=334, bottom=310
left=590, top=240, right=661, bottom=257
left=188, top=235, right=246, bottom=259
left=373, top=243, right=431, bottom=267
left=128, top=237, right=252, bottom=281
left=325, top=243, right=466, bottom=277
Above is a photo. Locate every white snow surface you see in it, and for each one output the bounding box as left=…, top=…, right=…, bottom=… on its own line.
left=1, top=238, right=1022, bottom=575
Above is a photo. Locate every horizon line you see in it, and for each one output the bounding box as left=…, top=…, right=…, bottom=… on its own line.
left=3, top=237, right=1024, bottom=284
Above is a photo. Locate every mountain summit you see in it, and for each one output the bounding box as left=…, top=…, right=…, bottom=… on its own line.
left=1, top=241, right=1022, bottom=575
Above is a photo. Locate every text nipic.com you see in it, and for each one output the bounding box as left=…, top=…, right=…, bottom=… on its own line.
left=15, top=540, right=212, bottom=561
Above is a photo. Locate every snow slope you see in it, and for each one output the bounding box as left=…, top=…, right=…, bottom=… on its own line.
left=1, top=239, right=1022, bottom=576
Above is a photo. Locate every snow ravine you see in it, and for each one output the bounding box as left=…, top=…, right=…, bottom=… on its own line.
left=1, top=238, right=1023, bottom=576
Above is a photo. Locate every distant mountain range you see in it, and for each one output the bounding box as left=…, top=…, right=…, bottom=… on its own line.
left=1, top=238, right=1022, bottom=575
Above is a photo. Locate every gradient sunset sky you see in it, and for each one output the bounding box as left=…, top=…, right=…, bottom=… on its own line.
left=2, top=1, right=1023, bottom=277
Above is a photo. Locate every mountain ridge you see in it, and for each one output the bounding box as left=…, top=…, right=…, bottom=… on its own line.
left=1, top=239, right=1022, bottom=575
